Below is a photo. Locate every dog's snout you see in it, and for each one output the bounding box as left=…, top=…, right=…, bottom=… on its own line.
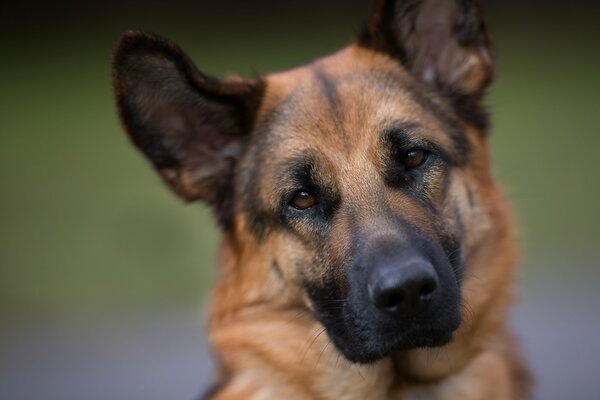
left=368, top=259, right=439, bottom=319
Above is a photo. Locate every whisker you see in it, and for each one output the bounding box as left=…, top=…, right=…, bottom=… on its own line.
left=301, top=326, right=327, bottom=362
left=354, top=364, right=365, bottom=381
left=316, top=339, right=332, bottom=366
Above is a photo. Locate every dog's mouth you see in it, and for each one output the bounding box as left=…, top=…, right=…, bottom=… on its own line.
left=335, top=329, right=455, bottom=364
left=311, top=297, right=461, bottom=364
left=305, top=242, right=462, bottom=364
left=301, top=219, right=464, bottom=364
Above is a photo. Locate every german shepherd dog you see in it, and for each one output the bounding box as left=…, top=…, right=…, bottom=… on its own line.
left=112, top=0, right=530, bottom=398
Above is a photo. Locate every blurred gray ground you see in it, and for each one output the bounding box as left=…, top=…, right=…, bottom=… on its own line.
left=1, top=279, right=599, bottom=400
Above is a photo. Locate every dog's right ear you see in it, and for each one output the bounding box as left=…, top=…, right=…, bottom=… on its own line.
left=112, top=31, right=264, bottom=221
left=359, top=0, right=494, bottom=130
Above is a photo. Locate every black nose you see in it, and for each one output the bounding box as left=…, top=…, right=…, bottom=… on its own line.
left=368, top=259, right=439, bottom=318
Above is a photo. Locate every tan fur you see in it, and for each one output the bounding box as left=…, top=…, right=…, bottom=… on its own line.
left=205, top=45, right=529, bottom=399
left=112, top=3, right=530, bottom=397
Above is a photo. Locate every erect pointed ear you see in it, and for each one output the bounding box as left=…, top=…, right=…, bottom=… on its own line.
left=359, top=0, right=494, bottom=128
left=112, top=31, right=264, bottom=224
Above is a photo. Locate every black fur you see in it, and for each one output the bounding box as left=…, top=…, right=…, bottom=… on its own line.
left=305, top=216, right=461, bottom=363
left=112, top=31, right=265, bottom=229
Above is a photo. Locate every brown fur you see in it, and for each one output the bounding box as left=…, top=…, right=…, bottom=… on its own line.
left=207, top=48, right=529, bottom=399
left=112, top=1, right=531, bottom=399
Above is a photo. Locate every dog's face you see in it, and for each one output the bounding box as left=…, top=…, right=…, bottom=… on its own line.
left=240, top=55, right=473, bottom=362
left=113, top=0, right=495, bottom=364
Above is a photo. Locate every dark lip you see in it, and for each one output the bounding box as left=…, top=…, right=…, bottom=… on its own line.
left=307, top=239, right=462, bottom=364
left=388, top=326, right=455, bottom=351
left=336, top=325, right=456, bottom=364
left=321, top=306, right=461, bottom=364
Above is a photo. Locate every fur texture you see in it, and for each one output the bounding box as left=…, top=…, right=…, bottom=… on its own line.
left=112, top=1, right=531, bottom=399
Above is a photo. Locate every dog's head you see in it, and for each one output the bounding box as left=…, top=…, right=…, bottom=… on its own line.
left=113, top=0, right=498, bottom=364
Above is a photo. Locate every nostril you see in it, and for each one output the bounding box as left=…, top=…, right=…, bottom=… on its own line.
left=419, top=281, right=437, bottom=299
left=382, top=292, right=405, bottom=311
left=369, top=263, right=439, bottom=318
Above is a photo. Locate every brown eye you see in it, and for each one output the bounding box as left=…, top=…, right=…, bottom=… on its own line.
left=291, top=190, right=317, bottom=210
left=402, top=149, right=428, bottom=169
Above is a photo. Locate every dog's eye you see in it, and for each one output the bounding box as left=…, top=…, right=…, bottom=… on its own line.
left=291, top=190, right=317, bottom=210
left=401, top=149, right=429, bottom=169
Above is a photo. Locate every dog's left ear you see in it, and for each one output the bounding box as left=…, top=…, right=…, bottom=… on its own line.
left=360, top=0, right=494, bottom=123
left=112, top=31, right=264, bottom=224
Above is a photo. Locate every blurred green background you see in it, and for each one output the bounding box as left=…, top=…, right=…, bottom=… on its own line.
left=1, top=0, right=598, bottom=314
left=0, top=1, right=599, bottom=398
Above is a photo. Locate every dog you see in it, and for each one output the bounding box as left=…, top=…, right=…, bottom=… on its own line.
left=112, top=0, right=531, bottom=398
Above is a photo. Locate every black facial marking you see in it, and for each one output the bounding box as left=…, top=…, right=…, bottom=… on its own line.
left=399, top=80, right=472, bottom=163
left=380, top=122, right=453, bottom=214
left=236, top=108, right=286, bottom=239
left=271, top=260, right=286, bottom=285
left=314, top=68, right=341, bottom=111
left=465, top=184, right=476, bottom=208
left=440, top=232, right=464, bottom=284
left=278, top=154, right=340, bottom=238
left=302, top=213, right=462, bottom=363
left=302, top=274, right=347, bottom=331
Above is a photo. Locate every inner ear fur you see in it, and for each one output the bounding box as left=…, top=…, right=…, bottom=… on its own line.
left=112, top=31, right=264, bottom=226
left=359, top=0, right=495, bottom=130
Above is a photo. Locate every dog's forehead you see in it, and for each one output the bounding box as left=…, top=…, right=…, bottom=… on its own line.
left=257, top=46, right=463, bottom=155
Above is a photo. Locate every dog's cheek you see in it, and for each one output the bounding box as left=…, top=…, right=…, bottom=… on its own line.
left=263, top=233, right=327, bottom=307
left=447, top=172, right=492, bottom=256
left=296, top=239, right=351, bottom=316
